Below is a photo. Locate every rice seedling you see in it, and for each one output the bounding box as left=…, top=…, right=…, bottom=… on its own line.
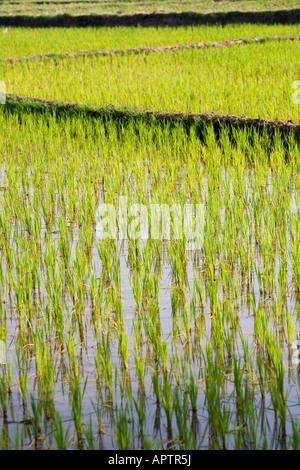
left=52, top=411, right=70, bottom=450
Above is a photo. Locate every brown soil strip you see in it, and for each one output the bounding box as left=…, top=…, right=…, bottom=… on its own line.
left=0, top=10, right=299, bottom=27
left=5, top=94, right=300, bottom=137
left=3, top=34, right=300, bottom=63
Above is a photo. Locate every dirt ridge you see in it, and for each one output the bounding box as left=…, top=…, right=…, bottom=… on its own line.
left=4, top=94, right=300, bottom=136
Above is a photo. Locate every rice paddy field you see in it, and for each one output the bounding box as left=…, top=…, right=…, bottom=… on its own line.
left=1, top=24, right=299, bottom=58
left=0, top=0, right=299, bottom=17
left=0, top=2, right=300, bottom=452
left=2, top=38, right=300, bottom=122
